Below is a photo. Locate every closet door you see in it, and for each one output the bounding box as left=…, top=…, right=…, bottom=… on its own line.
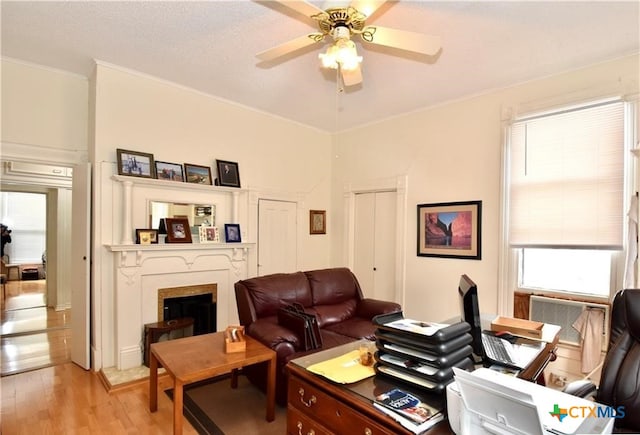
left=258, top=199, right=297, bottom=276
left=354, top=191, right=396, bottom=301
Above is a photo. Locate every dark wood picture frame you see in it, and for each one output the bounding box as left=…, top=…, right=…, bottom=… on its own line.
left=116, top=148, right=155, bottom=178
left=154, top=161, right=184, bottom=182
left=184, top=163, right=213, bottom=185
left=224, top=223, right=241, bottom=243
left=309, top=210, right=326, bottom=235
left=215, top=160, right=241, bottom=188
left=165, top=218, right=193, bottom=243
left=136, top=228, right=158, bottom=245
left=417, top=200, right=482, bottom=260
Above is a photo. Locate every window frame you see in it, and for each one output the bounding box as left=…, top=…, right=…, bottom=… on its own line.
left=500, top=96, right=637, bottom=313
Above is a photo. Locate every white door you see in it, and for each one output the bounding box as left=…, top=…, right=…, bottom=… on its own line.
left=354, top=191, right=396, bottom=301
left=71, top=163, right=91, bottom=369
left=258, top=199, right=297, bottom=276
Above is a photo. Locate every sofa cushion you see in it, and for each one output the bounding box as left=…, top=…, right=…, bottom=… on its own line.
left=324, top=317, right=378, bottom=341
left=312, top=300, right=358, bottom=328
left=240, top=271, right=312, bottom=318
left=305, top=267, right=362, bottom=306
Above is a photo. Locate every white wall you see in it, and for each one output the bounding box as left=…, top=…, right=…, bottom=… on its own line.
left=332, top=54, right=640, bottom=324
left=90, top=63, right=333, bottom=369
left=1, top=59, right=88, bottom=152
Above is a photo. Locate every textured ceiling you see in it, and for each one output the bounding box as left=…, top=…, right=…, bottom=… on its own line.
left=2, top=1, right=639, bottom=133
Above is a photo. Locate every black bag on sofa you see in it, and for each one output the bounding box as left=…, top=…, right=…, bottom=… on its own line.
left=277, top=303, right=322, bottom=351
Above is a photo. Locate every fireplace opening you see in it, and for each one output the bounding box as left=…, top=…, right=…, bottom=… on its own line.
left=163, top=293, right=217, bottom=335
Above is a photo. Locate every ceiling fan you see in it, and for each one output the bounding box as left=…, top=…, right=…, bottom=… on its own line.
left=256, top=1, right=441, bottom=87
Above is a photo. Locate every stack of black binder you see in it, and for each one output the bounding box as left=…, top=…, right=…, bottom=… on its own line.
left=373, top=311, right=474, bottom=394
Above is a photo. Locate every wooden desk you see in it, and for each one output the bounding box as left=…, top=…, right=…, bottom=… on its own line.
left=287, top=341, right=452, bottom=435
left=149, top=331, right=276, bottom=435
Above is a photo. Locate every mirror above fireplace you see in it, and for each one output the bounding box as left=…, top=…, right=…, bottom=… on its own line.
left=149, top=201, right=216, bottom=229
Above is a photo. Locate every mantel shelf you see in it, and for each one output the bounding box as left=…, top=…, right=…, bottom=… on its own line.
left=111, top=174, right=248, bottom=193
left=108, top=242, right=254, bottom=252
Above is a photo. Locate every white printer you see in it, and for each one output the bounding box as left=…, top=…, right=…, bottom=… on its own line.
left=447, top=368, right=615, bottom=435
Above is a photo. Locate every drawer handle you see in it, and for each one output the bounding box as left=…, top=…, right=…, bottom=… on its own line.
left=298, top=387, right=317, bottom=407
left=297, top=421, right=315, bottom=435
left=364, top=429, right=372, bottom=435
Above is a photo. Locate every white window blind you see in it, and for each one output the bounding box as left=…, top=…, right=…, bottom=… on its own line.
left=509, top=101, right=625, bottom=249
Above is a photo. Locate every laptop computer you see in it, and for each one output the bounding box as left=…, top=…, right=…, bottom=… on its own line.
left=481, top=331, right=546, bottom=369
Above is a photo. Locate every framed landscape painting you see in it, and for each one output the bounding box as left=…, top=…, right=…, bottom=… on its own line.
left=417, top=200, right=481, bottom=260
left=184, top=163, right=213, bottom=185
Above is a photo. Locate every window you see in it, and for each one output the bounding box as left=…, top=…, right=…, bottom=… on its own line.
left=519, top=248, right=613, bottom=298
left=506, top=98, right=634, bottom=299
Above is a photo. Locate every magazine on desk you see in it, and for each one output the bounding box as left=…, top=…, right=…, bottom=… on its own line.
left=374, top=388, right=445, bottom=434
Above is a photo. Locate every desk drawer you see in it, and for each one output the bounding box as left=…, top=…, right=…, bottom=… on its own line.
left=287, top=405, right=333, bottom=435
left=288, top=376, right=394, bottom=435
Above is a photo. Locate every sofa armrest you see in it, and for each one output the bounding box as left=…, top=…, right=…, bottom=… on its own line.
left=356, top=298, right=401, bottom=319
left=247, top=320, right=303, bottom=350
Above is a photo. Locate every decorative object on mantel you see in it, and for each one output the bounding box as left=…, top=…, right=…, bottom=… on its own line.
left=165, top=218, right=193, bottom=243
left=224, top=325, right=246, bottom=353
left=154, top=161, right=184, bottom=182
left=199, top=226, right=220, bottom=243
left=158, top=218, right=167, bottom=243
left=416, top=200, right=482, bottom=260
left=215, top=159, right=241, bottom=188
left=309, top=210, right=326, bottom=235
left=184, top=163, right=213, bottom=185
left=136, top=228, right=158, bottom=245
left=224, top=224, right=241, bottom=243
left=116, top=148, right=155, bottom=178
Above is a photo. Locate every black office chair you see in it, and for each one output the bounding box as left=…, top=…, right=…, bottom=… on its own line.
left=563, top=288, right=640, bottom=433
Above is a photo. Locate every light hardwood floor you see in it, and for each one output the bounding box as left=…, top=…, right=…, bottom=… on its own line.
left=1, top=280, right=198, bottom=434
left=2, top=362, right=198, bottom=434
left=1, top=280, right=71, bottom=376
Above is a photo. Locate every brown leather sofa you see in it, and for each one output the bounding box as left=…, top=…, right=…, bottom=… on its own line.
left=235, top=267, right=401, bottom=405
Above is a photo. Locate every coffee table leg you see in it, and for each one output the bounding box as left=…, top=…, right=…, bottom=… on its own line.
left=149, top=352, right=158, bottom=412
left=174, top=380, right=184, bottom=435
left=265, top=354, right=276, bottom=422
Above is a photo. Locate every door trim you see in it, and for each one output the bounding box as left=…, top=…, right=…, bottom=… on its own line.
left=343, top=175, right=407, bottom=306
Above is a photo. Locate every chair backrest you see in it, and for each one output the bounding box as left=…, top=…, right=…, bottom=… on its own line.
left=597, top=288, right=640, bottom=431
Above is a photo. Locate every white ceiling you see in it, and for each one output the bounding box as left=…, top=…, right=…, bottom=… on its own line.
left=1, top=1, right=639, bottom=133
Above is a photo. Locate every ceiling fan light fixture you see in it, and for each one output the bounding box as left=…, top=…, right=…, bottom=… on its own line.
left=318, top=38, right=362, bottom=71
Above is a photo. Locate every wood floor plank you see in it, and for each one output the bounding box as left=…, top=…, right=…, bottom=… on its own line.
left=1, top=363, right=198, bottom=434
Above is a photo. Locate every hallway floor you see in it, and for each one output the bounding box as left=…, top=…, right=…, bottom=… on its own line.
left=1, top=279, right=71, bottom=376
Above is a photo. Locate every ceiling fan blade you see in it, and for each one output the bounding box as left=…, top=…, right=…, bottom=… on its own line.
left=364, top=25, right=441, bottom=56
left=341, top=64, right=363, bottom=87
left=350, top=0, right=387, bottom=18
left=256, top=34, right=323, bottom=62
left=272, top=0, right=325, bottom=18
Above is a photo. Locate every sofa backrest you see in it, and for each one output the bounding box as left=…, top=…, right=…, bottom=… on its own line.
left=305, top=267, right=363, bottom=306
left=235, top=271, right=312, bottom=321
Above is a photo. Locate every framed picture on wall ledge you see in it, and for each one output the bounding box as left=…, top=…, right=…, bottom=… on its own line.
left=215, top=160, right=241, bottom=188
left=224, top=224, right=241, bottom=243
left=116, top=148, right=155, bottom=178
left=184, top=163, right=213, bottom=185
left=417, top=200, right=482, bottom=260
left=165, top=218, right=193, bottom=243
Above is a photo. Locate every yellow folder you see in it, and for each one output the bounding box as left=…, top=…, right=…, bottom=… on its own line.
left=307, top=350, right=375, bottom=384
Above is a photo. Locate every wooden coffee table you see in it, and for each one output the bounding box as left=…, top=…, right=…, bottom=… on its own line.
left=149, top=331, right=276, bottom=435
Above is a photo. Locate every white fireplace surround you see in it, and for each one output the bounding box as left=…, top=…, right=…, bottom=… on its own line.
left=108, top=175, right=254, bottom=370
left=109, top=243, right=250, bottom=369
